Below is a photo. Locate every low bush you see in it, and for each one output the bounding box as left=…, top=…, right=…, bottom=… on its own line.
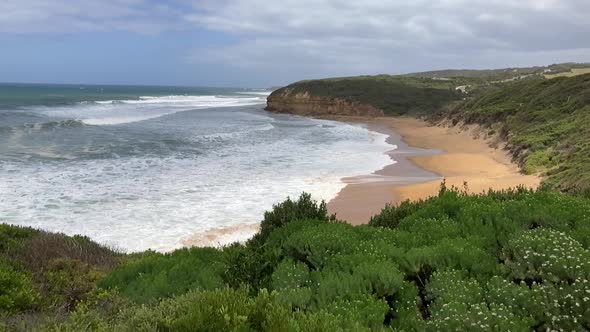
left=3, top=189, right=590, bottom=330
left=98, top=247, right=225, bottom=303
left=253, top=193, right=335, bottom=244
left=0, top=225, right=120, bottom=320
left=0, top=260, right=39, bottom=313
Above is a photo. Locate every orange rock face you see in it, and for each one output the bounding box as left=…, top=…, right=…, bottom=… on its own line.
left=265, top=89, right=383, bottom=117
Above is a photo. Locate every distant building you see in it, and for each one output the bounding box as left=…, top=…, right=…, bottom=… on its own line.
left=455, top=85, right=469, bottom=93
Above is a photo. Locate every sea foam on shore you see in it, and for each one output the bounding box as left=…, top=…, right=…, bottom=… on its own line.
left=1, top=86, right=395, bottom=252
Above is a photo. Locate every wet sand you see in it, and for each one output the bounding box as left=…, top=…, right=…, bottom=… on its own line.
left=325, top=116, right=541, bottom=224
left=182, top=223, right=260, bottom=248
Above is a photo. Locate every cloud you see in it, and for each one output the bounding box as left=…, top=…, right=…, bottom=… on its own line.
left=2, top=0, right=589, bottom=83
left=185, top=0, right=590, bottom=78
left=188, top=0, right=590, bottom=51
left=0, top=0, right=186, bottom=33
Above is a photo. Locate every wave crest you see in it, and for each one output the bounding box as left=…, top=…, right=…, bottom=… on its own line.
left=41, top=94, right=269, bottom=126
left=0, top=119, right=86, bottom=134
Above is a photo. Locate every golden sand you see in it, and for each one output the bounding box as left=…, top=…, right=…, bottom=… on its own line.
left=326, top=116, right=540, bottom=224
left=183, top=115, right=541, bottom=247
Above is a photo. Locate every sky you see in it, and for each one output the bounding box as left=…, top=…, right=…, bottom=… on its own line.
left=0, top=0, right=589, bottom=87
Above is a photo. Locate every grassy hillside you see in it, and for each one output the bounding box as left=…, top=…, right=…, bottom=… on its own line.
left=2, top=190, right=590, bottom=331
left=545, top=68, right=590, bottom=79
left=0, top=225, right=121, bottom=330
left=270, top=75, right=466, bottom=116
left=272, top=69, right=590, bottom=192
left=439, top=74, right=590, bottom=193
left=405, top=62, right=590, bottom=81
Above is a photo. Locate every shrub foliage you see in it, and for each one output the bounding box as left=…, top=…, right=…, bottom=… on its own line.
left=2, top=188, right=590, bottom=331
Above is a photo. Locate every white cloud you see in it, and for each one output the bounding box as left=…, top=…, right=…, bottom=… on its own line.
left=0, top=0, right=185, bottom=33
left=2, top=0, right=589, bottom=82
left=185, top=0, right=590, bottom=79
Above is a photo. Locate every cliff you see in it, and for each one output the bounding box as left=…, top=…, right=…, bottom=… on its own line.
left=265, top=75, right=463, bottom=116
left=266, top=89, right=384, bottom=116
left=266, top=72, right=590, bottom=193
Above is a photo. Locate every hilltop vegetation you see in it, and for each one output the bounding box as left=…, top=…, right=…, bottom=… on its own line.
left=404, top=62, right=590, bottom=81
left=270, top=66, right=590, bottom=192
left=269, top=63, right=590, bottom=117
left=2, top=190, right=590, bottom=331
left=0, top=225, right=121, bottom=330
left=268, top=75, right=466, bottom=116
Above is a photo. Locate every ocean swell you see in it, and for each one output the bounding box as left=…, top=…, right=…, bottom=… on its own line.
left=24, top=94, right=269, bottom=126
left=0, top=119, right=86, bottom=134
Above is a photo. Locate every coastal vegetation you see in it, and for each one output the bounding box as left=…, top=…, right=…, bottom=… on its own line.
left=3, top=64, right=590, bottom=330
left=440, top=74, right=590, bottom=193
left=404, top=62, right=590, bottom=81
left=268, top=65, right=590, bottom=193
left=2, top=189, right=590, bottom=331
left=267, top=75, right=466, bottom=116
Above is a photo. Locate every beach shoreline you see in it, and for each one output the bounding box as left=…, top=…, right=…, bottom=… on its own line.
left=323, top=115, right=541, bottom=224
left=184, top=114, right=541, bottom=247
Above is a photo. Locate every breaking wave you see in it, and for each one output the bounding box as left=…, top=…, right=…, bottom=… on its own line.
left=23, top=94, right=269, bottom=126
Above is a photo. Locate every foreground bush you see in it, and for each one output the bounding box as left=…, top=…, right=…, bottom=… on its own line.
left=2, top=188, right=590, bottom=331
left=0, top=260, right=39, bottom=313
left=0, top=225, right=120, bottom=321
left=253, top=192, right=336, bottom=243
left=98, top=248, right=225, bottom=303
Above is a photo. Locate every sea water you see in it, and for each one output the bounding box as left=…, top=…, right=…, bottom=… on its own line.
left=0, top=83, right=394, bottom=252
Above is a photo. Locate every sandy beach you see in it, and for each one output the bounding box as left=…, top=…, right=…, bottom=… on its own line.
left=185, top=115, right=542, bottom=246
left=326, top=116, right=541, bottom=225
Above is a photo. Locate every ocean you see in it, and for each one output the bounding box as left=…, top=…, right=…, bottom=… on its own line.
left=0, top=83, right=394, bottom=252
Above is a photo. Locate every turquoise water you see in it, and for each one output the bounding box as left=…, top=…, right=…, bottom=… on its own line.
left=0, top=84, right=394, bottom=252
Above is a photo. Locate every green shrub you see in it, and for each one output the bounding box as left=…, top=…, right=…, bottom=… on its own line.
left=42, top=258, right=100, bottom=312
left=502, top=228, right=590, bottom=283
left=368, top=199, right=428, bottom=228
left=486, top=275, right=590, bottom=330
left=5, top=188, right=590, bottom=330
left=254, top=193, right=335, bottom=243
left=282, top=221, right=359, bottom=269
left=98, top=247, right=225, bottom=303
left=271, top=260, right=310, bottom=290
left=0, top=261, right=39, bottom=313
left=325, top=295, right=390, bottom=330
left=0, top=225, right=36, bottom=253
left=426, top=270, right=532, bottom=331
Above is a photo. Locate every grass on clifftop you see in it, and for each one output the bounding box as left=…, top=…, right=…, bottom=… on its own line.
left=272, top=71, right=590, bottom=192
left=441, top=74, right=590, bottom=193
left=2, top=190, right=590, bottom=331
left=271, top=75, right=466, bottom=116
left=404, top=62, right=590, bottom=81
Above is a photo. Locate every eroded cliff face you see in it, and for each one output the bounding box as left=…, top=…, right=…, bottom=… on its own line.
left=265, top=89, right=384, bottom=117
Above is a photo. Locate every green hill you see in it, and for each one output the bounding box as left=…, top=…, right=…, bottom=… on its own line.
left=404, top=62, right=590, bottom=80
left=268, top=75, right=467, bottom=116
left=270, top=71, right=590, bottom=193
left=439, top=74, right=590, bottom=193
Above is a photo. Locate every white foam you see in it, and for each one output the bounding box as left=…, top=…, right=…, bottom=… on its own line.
left=1, top=111, right=395, bottom=253
left=29, top=95, right=267, bottom=126
left=236, top=91, right=272, bottom=96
